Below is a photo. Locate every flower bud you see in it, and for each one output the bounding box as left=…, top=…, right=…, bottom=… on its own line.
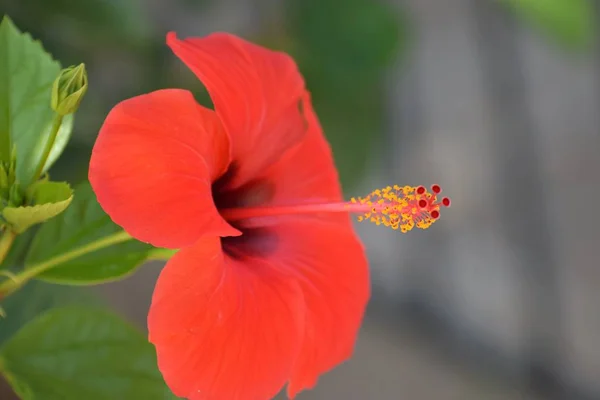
left=51, top=63, right=88, bottom=115
left=8, top=182, right=22, bottom=207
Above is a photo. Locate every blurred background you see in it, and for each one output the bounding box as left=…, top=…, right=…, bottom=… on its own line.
left=1, top=0, right=599, bottom=398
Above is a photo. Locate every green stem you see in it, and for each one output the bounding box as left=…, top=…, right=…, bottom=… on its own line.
left=32, top=114, right=63, bottom=182
left=0, top=229, right=16, bottom=266
left=0, top=230, right=132, bottom=297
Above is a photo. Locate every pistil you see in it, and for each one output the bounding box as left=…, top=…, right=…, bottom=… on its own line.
left=219, top=184, right=451, bottom=233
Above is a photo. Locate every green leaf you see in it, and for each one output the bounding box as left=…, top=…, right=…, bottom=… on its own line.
left=25, top=180, right=72, bottom=204
left=0, top=280, right=98, bottom=345
left=502, top=0, right=596, bottom=49
left=2, top=181, right=73, bottom=233
left=0, top=306, right=177, bottom=399
left=25, top=182, right=155, bottom=285
left=0, top=16, right=72, bottom=185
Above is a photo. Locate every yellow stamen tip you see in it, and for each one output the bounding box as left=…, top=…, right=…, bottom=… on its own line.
left=353, top=184, right=450, bottom=233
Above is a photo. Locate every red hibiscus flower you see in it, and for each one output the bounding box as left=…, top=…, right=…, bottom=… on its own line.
left=89, top=32, right=450, bottom=400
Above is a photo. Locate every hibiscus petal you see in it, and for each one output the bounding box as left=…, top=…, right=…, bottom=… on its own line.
left=234, top=94, right=370, bottom=396
left=167, top=32, right=307, bottom=188
left=148, top=237, right=305, bottom=400
left=89, top=89, right=240, bottom=249
left=239, top=219, right=368, bottom=398
left=258, top=92, right=345, bottom=211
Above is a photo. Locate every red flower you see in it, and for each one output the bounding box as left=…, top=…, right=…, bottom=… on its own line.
left=89, top=32, right=450, bottom=400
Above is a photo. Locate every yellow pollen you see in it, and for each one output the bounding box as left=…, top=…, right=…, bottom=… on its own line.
left=350, top=184, right=450, bottom=233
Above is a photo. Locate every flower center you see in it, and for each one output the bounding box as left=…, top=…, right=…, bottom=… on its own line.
left=212, top=165, right=450, bottom=261
left=219, top=184, right=451, bottom=234
left=211, top=163, right=279, bottom=259
left=211, top=163, right=275, bottom=210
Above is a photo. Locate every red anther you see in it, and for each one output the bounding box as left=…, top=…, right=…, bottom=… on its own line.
left=418, top=199, right=427, bottom=208
left=431, top=184, right=441, bottom=194
left=442, top=197, right=451, bottom=207
left=430, top=210, right=440, bottom=219
left=416, top=186, right=426, bottom=195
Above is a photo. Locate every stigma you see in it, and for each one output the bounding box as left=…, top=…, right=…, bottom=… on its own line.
left=218, top=184, right=451, bottom=233
left=350, top=184, right=451, bottom=233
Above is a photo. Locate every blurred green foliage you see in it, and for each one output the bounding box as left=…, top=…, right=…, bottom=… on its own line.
left=284, top=0, right=404, bottom=188
left=2, top=0, right=151, bottom=52
left=501, top=0, right=597, bottom=50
